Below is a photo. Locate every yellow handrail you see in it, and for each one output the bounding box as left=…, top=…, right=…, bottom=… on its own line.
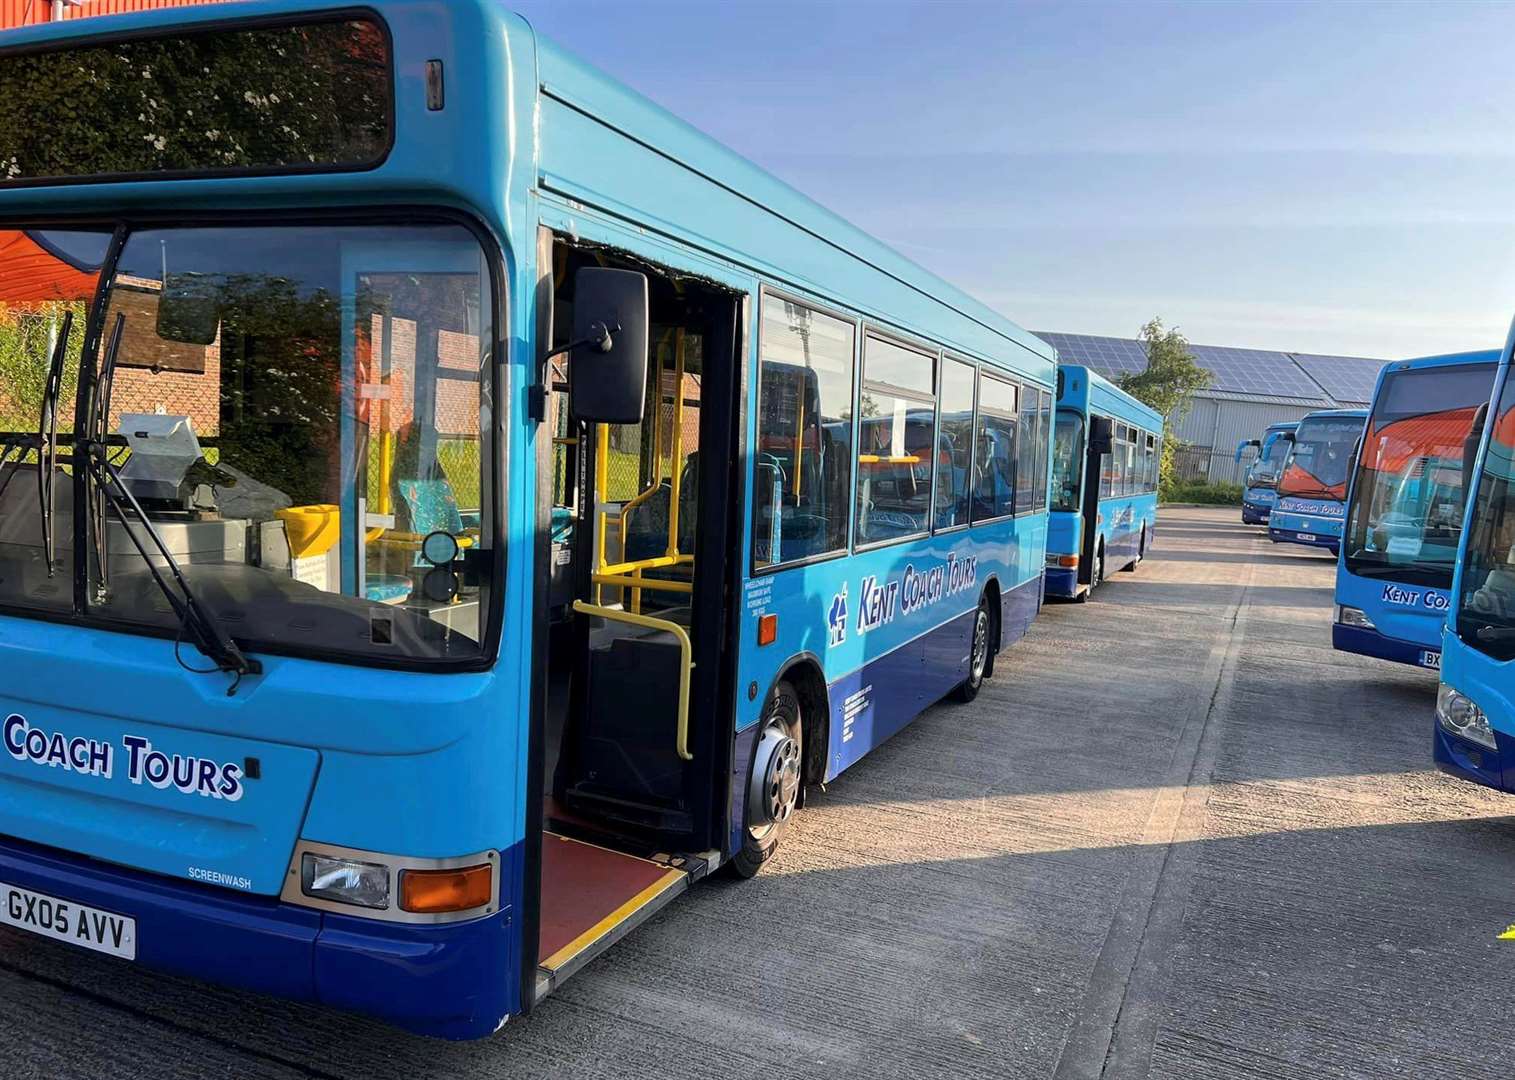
left=591, top=573, right=692, bottom=594
left=572, top=600, right=694, bottom=761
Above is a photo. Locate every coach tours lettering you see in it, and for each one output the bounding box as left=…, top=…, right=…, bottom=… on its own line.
left=3, top=714, right=244, bottom=801
left=856, top=554, right=978, bottom=635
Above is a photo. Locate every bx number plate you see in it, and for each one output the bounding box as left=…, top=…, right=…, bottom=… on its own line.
left=1421, top=650, right=1442, bottom=670
left=1297, top=532, right=1315, bottom=541
left=0, top=881, right=136, bottom=960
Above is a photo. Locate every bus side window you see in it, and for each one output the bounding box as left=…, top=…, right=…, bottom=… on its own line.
left=854, top=334, right=935, bottom=545
left=1033, top=388, right=1051, bottom=512
left=752, top=297, right=856, bottom=568
left=973, top=372, right=1018, bottom=520
left=935, top=356, right=976, bottom=530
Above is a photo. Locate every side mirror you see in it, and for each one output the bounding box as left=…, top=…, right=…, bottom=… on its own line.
left=156, top=272, right=222, bottom=345
left=1279, top=431, right=1296, bottom=443
left=1234, top=438, right=1259, bottom=463
left=568, top=267, right=649, bottom=425
left=1088, top=415, right=1114, bottom=456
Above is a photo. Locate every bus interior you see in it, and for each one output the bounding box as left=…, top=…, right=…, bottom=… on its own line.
left=535, top=235, right=742, bottom=998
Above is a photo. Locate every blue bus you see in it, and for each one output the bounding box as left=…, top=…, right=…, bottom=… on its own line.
left=1268, top=408, right=1368, bottom=553
left=1435, top=323, right=1515, bottom=792
left=1236, top=421, right=1296, bottom=525
left=1334, top=351, right=1499, bottom=669
left=1045, top=365, right=1161, bottom=600
left=0, top=1, right=1055, bottom=1038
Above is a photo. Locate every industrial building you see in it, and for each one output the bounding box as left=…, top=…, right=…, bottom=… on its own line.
left=1036, top=331, right=1388, bottom=485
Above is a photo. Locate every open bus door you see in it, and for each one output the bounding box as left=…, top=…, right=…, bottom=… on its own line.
left=1079, top=415, right=1114, bottom=588
left=528, top=232, right=744, bottom=1004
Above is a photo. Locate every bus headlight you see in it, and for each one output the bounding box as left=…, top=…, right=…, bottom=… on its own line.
left=1437, top=684, right=1497, bottom=750
left=1337, top=605, right=1375, bottom=630
left=302, top=853, right=390, bottom=909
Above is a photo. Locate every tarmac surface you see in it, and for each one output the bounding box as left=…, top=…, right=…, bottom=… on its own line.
left=2, top=506, right=1512, bottom=1079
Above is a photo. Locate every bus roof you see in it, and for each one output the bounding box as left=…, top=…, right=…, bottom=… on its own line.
left=1056, top=364, right=1164, bottom=431
left=1264, top=421, right=1299, bottom=433
left=1378, top=348, right=1501, bottom=375
left=1298, top=407, right=1369, bottom=421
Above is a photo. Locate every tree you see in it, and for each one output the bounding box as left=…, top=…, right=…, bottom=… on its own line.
left=1116, top=318, right=1211, bottom=492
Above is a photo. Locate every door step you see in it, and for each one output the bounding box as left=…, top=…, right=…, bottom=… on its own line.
left=535, top=832, right=688, bottom=1002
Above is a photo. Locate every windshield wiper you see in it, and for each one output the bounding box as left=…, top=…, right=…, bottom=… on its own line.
left=1475, top=625, right=1515, bottom=643
left=37, top=309, right=72, bottom=577
left=82, top=442, right=261, bottom=694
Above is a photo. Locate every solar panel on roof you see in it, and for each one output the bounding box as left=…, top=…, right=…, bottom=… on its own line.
left=1036, top=331, right=1386, bottom=406
left=1290, top=353, right=1386, bottom=405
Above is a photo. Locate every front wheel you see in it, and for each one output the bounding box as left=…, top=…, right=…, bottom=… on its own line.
left=731, top=680, right=803, bottom=878
left=952, top=595, right=993, bottom=702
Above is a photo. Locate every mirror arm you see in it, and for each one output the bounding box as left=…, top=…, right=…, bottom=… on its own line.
left=529, top=320, right=620, bottom=422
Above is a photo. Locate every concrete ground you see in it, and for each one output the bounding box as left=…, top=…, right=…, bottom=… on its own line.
left=3, top=506, right=1513, bottom=1079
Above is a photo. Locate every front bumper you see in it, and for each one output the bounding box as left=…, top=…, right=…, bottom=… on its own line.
left=0, top=833, right=518, bottom=1039
left=1268, top=524, right=1339, bottom=552
left=1332, top=623, right=1439, bottom=669
left=1242, top=504, right=1271, bottom=524
left=1434, top=724, right=1513, bottom=794
left=1044, top=567, right=1081, bottom=598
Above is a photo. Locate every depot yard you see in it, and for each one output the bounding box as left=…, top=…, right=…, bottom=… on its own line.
left=0, top=506, right=1507, bottom=1079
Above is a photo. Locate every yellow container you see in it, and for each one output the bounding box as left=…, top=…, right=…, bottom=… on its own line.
left=276, top=504, right=342, bottom=559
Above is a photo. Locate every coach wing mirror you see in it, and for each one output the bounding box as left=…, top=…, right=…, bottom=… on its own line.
left=1463, top=401, right=1490, bottom=500
left=566, top=267, right=650, bottom=425
left=1088, top=416, right=1114, bottom=456
left=1235, top=438, right=1259, bottom=463
left=156, top=272, right=222, bottom=345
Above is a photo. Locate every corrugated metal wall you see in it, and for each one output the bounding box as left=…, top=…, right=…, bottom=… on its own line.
left=1, top=0, right=225, bottom=30
left=1168, top=395, right=1320, bottom=484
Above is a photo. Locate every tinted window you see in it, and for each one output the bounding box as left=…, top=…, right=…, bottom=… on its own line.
left=753, top=298, right=855, bottom=568
left=973, top=374, right=1017, bottom=519
left=1052, top=411, right=1083, bottom=513
left=1015, top=381, right=1039, bottom=511
left=935, top=357, right=976, bottom=529
left=1346, top=363, right=1496, bottom=589
left=0, top=18, right=390, bottom=184
left=856, top=336, right=935, bottom=544
left=1033, top=389, right=1051, bottom=512
left=1457, top=365, right=1515, bottom=658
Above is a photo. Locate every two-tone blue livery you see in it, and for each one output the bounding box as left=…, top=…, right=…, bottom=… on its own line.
left=1236, top=421, right=1296, bottom=525
left=0, top=0, right=1054, bottom=1038
left=1268, top=408, right=1368, bottom=554
left=1435, top=323, right=1515, bottom=792
left=1044, top=365, right=1161, bottom=600
left=1334, top=351, right=1498, bottom=669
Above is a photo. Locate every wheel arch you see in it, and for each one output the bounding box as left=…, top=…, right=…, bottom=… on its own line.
left=981, top=575, right=1003, bottom=677
left=763, top=653, right=831, bottom=788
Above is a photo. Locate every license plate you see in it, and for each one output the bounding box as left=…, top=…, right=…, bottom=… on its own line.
left=1421, top=650, right=1442, bottom=670
left=0, top=881, right=135, bottom=959
left=1297, top=532, right=1315, bottom=541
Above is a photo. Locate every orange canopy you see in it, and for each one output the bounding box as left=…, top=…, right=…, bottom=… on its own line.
left=0, top=230, right=100, bottom=304
left=1362, top=407, right=1478, bottom=474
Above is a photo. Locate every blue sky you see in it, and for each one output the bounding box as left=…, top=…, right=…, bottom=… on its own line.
left=508, top=0, right=1515, bottom=360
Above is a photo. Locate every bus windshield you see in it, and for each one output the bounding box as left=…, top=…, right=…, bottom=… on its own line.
left=1051, top=410, right=1083, bottom=512
left=1345, top=364, right=1493, bottom=587
left=1278, top=416, right=1362, bottom=500
left=1457, top=364, right=1515, bottom=659
left=0, top=221, right=494, bottom=666
left=1250, top=432, right=1291, bottom=486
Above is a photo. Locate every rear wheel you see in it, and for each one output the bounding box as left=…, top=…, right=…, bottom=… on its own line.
left=731, top=680, right=803, bottom=878
left=953, top=595, right=993, bottom=702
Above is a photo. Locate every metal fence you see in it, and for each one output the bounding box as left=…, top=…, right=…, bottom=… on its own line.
left=1171, top=445, right=1247, bottom=487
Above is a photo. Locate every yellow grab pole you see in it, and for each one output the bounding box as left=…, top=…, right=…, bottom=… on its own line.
left=572, top=600, right=694, bottom=761
left=595, top=423, right=609, bottom=605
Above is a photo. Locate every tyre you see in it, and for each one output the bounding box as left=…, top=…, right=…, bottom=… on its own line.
left=953, top=594, right=993, bottom=703
left=731, top=680, right=803, bottom=878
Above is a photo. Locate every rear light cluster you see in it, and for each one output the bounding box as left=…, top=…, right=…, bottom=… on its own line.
left=287, top=843, right=498, bottom=923
left=1045, top=553, right=1078, bottom=568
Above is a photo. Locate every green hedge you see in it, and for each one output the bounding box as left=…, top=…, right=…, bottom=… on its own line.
left=1160, top=481, right=1243, bottom=506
